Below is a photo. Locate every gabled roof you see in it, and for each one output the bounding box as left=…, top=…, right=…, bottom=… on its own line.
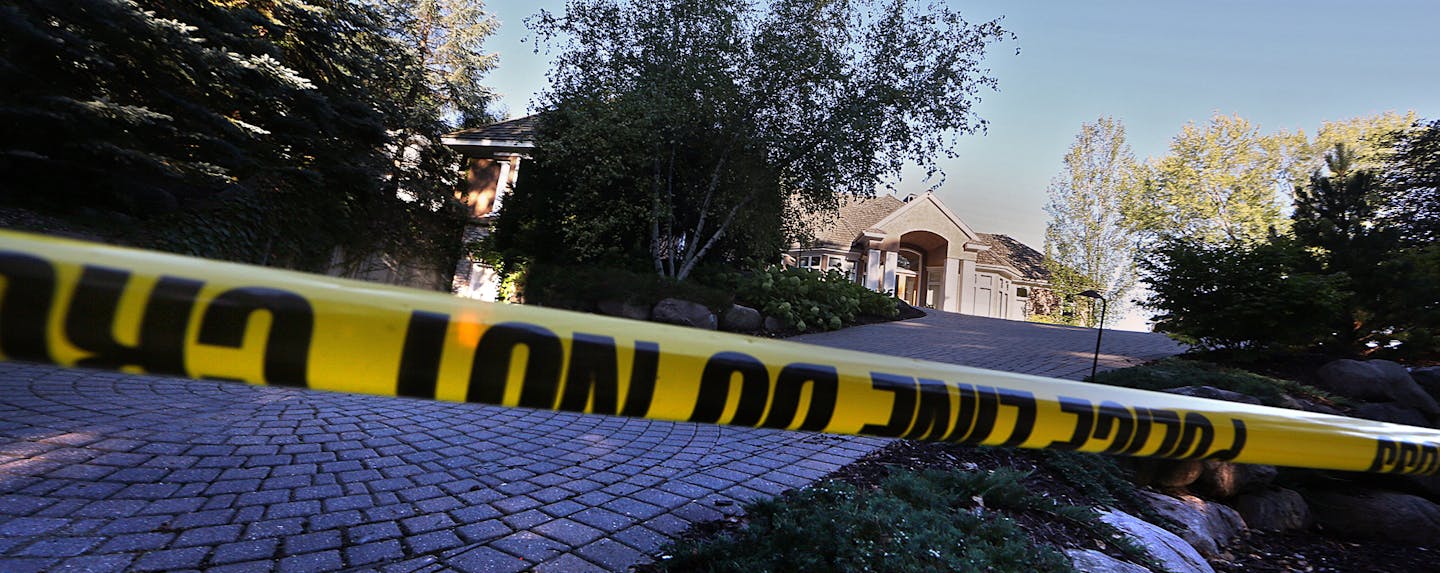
left=812, top=195, right=906, bottom=247
left=869, top=192, right=982, bottom=244
left=977, top=233, right=1050, bottom=282
left=441, top=115, right=538, bottom=154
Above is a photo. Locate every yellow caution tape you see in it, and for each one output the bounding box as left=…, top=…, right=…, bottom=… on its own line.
left=1, top=229, right=1437, bottom=476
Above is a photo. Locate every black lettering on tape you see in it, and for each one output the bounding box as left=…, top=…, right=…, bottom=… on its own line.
left=66, top=267, right=202, bottom=376
left=619, top=342, right=659, bottom=418
left=559, top=334, right=621, bottom=415
left=955, top=385, right=1000, bottom=445
left=467, top=322, right=563, bottom=406
left=1049, top=396, right=1095, bottom=451
left=1366, top=439, right=1440, bottom=475
left=691, top=352, right=769, bottom=425
left=998, top=389, right=1038, bottom=448
left=1369, top=439, right=1399, bottom=472
left=0, top=252, right=56, bottom=362
left=904, top=378, right=952, bottom=440
left=761, top=364, right=838, bottom=432
left=1206, top=419, right=1247, bottom=461
left=197, top=287, right=313, bottom=387
left=397, top=311, right=449, bottom=399
left=858, top=373, right=918, bottom=437
left=1095, top=401, right=1136, bottom=455
left=944, top=383, right=979, bottom=442
left=1150, top=409, right=1183, bottom=457
left=1170, top=413, right=1215, bottom=459
left=1419, top=443, right=1439, bottom=475
left=1121, top=408, right=1155, bottom=455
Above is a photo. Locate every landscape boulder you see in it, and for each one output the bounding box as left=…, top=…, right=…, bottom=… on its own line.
left=1148, top=460, right=1206, bottom=488
left=1162, top=386, right=1263, bottom=406
left=652, top=298, right=717, bottom=330
left=1193, top=461, right=1276, bottom=499
left=1136, top=490, right=1245, bottom=558
left=1307, top=489, right=1440, bottom=547
left=1231, top=487, right=1311, bottom=532
left=597, top=300, right=651, bottom=321
left=720, top=304, right=763, bottom=332
left=1350, top=402, right=1433, bottom=428
left=1065, top=549, right=1150, bottom=573
left=1098, top=509, right=1215, bottom=573
left=763, top=316, right=788, bottom=332
left=1313, top=359, right=1439, bottom=419
left=1413, top=366, right=1440, bottom=402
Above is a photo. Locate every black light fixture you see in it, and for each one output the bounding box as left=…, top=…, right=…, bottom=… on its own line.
left=1074, top=290, right=1108, bottom=382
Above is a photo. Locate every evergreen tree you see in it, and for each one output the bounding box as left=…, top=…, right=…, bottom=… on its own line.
left=0, top=0, right=485, bottom=271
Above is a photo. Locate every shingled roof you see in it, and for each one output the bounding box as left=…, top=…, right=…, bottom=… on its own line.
left=812, top=195, right=906, bottom=247
left=443, top=114, right=535, bottom=143
left=977, top=233, right=1050, bottom=282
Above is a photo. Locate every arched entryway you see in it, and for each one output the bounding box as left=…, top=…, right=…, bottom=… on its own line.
left=896, top=230, right=949, bottom=308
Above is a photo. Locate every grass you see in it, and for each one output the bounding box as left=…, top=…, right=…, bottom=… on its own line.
left=1089, top=357, right=1342, bottom=407
left=657, top=467, right=1162, bottom=573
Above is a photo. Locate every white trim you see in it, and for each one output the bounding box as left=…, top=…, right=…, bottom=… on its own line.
left=868, top=192, right=982, bottom=242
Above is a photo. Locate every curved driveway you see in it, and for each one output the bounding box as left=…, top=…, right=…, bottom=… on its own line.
left=0, top=310, right=1183, bottom=572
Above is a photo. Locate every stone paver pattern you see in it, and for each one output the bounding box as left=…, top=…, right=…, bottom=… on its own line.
left=0, top=309, right=1183, bottom=571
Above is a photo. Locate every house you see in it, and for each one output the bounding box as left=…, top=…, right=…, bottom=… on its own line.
left=442, top=115, right=1052, bottom=319
left=440, top=115, right=537, bottom=300
left=788, top=193, right=1050, bottom=320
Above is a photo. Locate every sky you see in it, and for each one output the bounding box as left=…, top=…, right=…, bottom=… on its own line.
left=480, top=0, right=1440, bottom=328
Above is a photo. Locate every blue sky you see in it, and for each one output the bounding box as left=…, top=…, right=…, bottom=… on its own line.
left=484, top=0, right=1440, bottom=250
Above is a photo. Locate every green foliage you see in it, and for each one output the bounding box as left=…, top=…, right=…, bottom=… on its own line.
left=1043, top=117, right=1141, bottom=327
left=1088, top=358, right=1339, bottom=407
left=734, top=267, right=897, bottom=332
left=1381, top=119, right=1440, bottom=246
left=521, top=263, right=734, bottom=312
left=496, top=0, right=1013, bottom=281
left=659, top=469, right=1076, bottom=573
left=1126, top=113, right=1301, bottom=244
left=0, top=0, right=486, bottom=271
left=1138, top=234, right=1348, bottom=352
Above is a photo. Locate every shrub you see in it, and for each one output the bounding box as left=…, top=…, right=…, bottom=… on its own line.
left=1138, top=235, right=1348, bottom=351
left=520, top=263, right=733, bottom=312
left=658, top=469, right=1077, bottom=573
left=734, top=267, right=898, bottom=332
left=1089, top=357, right=1340, bottom=407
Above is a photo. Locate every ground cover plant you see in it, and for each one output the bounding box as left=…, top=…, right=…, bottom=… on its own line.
left=1086, top=357, right=1342, bottom=407
left=654, top=441, right=1166, bottom=573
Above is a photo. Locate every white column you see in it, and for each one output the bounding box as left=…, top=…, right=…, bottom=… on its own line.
left=492, top=156, right=513, bottom=213
left=883, top=251, right=898, bottom=293
left=942, top=257, right=960, bottom=312
left=957, top=259, right=976, bottom=315
left=865, top=249, right=882, bottom=290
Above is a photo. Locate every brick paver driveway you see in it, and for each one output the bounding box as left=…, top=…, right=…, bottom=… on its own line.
left=0, top=310, right=1183, bottom=572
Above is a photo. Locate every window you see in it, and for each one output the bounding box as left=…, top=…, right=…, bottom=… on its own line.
left=1016, top=287, right=1030, bottom=298
left=798, top=255, right=823, bottom=269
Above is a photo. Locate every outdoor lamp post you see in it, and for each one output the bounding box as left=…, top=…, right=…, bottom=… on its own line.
left=1075, top=290, right=1108, bottom=381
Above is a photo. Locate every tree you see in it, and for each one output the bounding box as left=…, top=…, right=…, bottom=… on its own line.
left=1041, top=118, right=1140, bottom=326
left=1299, top=111, right=1415, bottom=176
left=1127, top=114, right=1300, bottom=243
left=0, top=0, right=483, bottom=272
left=1137, top=234, right=1347, bottom=352
left=1381, top=119, right=1440, bottom=245
left=491, top=0, right=1013, bottom=280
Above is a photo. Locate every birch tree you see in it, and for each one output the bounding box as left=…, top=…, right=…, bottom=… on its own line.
left=492, top=0, right=1013, bottom=280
